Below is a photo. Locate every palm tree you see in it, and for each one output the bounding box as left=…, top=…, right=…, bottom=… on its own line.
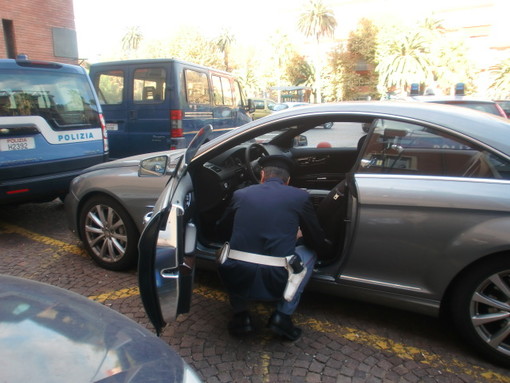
left=297, top=0, right=337, bottom=103
left=122, top=26, right=143, bottom=56
left=376, top=31, right=432, bottom=96
left=490, top=59, right=510, bottom=99
left=216, top=30, right=235, bottom=72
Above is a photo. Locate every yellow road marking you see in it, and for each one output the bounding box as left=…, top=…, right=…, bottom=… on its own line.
left=0, top=222, right=87, bottom=257
left=2, top=223, right=508, bottom=382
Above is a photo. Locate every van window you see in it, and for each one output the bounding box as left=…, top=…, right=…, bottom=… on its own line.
left=96, top=70, right=124, bottom=105
left=212, top=75, right=234, bottom=106
left=133, top=68, right=166, bottom=103
left=185, top=69, right=210, bottom=105
left=234, top=79, right=245, bottom=107
left=0, top=71, right=100, bottom=129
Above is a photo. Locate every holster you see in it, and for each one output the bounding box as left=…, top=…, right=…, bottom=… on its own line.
left=283, top=255, right=307, bottom=302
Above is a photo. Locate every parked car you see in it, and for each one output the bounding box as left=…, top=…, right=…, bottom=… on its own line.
left=67, top=102, right=510, bottom=366
left=495, top=100, right=510, bottom=118
left=0, top=58, right=109, bottom=205
left=252, top=98, right=277, bottom=119
left=0, top=274, right=201, bottom=382
left=411, top=95, right=508, bottom=118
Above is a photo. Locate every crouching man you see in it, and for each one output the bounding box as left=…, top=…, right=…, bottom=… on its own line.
left=216, top=155, right=330, bottom=341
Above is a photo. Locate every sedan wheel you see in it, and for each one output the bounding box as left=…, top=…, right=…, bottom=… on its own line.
left=450, top=255, right=510, bottom=367
left=79, top=195, right=138, bottom=271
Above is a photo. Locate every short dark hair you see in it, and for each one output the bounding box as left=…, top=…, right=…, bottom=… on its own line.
left=263, top=166, right=290, bottom=182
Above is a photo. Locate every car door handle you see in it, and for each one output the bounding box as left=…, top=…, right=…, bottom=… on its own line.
left=161, top=268, right=179, bottom=279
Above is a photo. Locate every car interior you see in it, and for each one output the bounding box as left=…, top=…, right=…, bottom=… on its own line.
left=188, top=115, right=371, bottom=267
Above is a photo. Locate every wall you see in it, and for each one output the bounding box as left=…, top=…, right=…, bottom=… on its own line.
left=0, top=0, right=78, bottom=64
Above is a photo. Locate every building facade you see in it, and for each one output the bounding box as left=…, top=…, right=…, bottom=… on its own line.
left=1, top=0, right=78, bottom=64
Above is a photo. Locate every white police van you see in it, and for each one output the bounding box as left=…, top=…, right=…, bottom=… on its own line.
left=0, top=57, right=108, bottom=204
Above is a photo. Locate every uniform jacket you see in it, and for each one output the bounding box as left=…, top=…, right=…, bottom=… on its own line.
left=217, top=177, right=327, bottom=301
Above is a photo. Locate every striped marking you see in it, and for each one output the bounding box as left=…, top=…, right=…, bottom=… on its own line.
left=2, top=221, right=509, bottom=382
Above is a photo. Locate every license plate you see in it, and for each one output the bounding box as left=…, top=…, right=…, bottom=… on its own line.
left=0, top=137, right=36, bottom=151
left=106, top=123, right=118, bottom=131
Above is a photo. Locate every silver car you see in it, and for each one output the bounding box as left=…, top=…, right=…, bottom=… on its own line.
left=67, top=102, right=510, bottom=366
left=0, top=274, right=200, bottom=382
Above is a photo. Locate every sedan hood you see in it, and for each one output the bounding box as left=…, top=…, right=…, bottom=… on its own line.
left=0, top=275, right=199, bottom=383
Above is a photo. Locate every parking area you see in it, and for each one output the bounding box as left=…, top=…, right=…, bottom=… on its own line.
left=1, top=200, right=509, bottom=382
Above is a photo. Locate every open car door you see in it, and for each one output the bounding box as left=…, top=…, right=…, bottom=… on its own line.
left=138, top=125, right=212, bottom=335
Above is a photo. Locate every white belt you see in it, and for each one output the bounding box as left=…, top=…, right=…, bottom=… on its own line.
left=228, top=249, right=287, bottom=267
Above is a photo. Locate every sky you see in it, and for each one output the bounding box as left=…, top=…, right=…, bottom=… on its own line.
left=72, top=0, right=303, bottom=61
left=72, top=0, right=508, bottom=63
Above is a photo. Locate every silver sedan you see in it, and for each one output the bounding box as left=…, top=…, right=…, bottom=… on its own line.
left=68, top=101, right=510, bottom=367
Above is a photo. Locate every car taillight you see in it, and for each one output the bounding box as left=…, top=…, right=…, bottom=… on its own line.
left=170, top=110, right=183, bottom=138
left=99, top=114, right=109, bottom=152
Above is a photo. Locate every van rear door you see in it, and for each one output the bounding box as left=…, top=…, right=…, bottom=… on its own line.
left=92, top=63, right=170, bottom=159
left=128, top=65, right=170, bottom=156
left=92, top=67, right=130, bottom=158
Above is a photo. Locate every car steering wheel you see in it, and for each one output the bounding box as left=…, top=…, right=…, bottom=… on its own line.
left=245, top=143, right=269, bottom=183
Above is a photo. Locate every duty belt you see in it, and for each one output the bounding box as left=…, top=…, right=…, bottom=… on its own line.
left=228, top=249, right=287, bottom=267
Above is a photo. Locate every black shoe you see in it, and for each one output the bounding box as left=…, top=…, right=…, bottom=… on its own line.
left=228, top=311, right=255, bottom=337
left=267, top=311, right=302, bottom=341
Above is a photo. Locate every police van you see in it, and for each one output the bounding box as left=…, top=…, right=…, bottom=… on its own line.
left=89, top=59, right=254, bottom=159
left=0, top=58, right=108, bottom=205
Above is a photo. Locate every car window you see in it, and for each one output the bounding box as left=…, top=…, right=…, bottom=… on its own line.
left=299, top=122, right=363, bottom=149
left=185, top=69, right=211, bottom=105
left=0, top=69, right=100, bottom=129
left=133, top=67, right=166, bottom=103
left=357, top=119, right=510, bottom=179
left=95, top=70, right=124, bottom=105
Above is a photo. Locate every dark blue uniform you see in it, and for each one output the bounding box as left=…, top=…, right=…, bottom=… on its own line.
left=218, top=177, right=327, bottom=310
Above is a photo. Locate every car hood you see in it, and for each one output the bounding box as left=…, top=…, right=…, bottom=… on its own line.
left=84, top=149, right=186, bottom=173
left=0, top=274, right=199, bottom=383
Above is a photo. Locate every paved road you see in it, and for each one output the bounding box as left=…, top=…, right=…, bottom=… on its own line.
left=1, top=200, right=509, bottom=382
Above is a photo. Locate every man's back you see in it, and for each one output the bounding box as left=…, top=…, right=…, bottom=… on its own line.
left=229, top=178, right=308, bottom=257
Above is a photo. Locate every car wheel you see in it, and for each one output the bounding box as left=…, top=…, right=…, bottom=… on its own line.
left=323, top=122, right=333, bottom=129
left=449, top=255, right=510, bottom=367
left=79, top=195, right=139, bottom=271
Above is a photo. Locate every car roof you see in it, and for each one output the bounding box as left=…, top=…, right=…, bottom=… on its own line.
left=197, top=101, right=510, bottom=157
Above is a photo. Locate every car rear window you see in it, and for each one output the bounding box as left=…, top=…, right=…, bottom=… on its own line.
left=0, top=69, right=100, bottom=130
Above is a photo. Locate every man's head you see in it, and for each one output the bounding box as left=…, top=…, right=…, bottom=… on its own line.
left=258, top=155, right=295, bottom=184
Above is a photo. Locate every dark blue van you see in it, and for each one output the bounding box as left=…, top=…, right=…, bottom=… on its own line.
left=89, top=59, right=253, bottom=159
left=0, top=58, right=108, bottom=205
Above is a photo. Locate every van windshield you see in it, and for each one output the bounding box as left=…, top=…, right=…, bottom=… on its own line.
left=0, top=70, right=100, bottom=130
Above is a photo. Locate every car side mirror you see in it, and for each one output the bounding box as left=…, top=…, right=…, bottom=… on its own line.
left=139, top=155, right=169, bottom=177
left=247, top=99, right=256, bottom=114
left=293, top=135, right=308, bottom=147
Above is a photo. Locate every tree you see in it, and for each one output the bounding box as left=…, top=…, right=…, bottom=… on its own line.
left=489, top=59, right=510, bottom=99
left=376, top=31, right=432, bottom=96
left=297, top=0, right=337, bottom=103
left=121, top=26, right=143, bottom=57
left=215, top=30, right=236, bottom=72
left=326, top=18, right=379, bottom=101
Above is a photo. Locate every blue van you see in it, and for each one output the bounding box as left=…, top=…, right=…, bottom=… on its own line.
left=0, top=58, right=108, bottom=205
left=89, top=59, right=253, bottom=159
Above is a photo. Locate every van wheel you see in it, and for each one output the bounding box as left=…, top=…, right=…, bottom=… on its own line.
left=448, top=255, right=510, bottom=367
left=79, top=195, right=139, bottom=271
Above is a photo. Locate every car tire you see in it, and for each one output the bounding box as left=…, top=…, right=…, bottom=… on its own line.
left=78, top=195, right=139, bottom=271
left=323, top=122, right=333, bottom=129
left=449, top=254, right=510, bottom=367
